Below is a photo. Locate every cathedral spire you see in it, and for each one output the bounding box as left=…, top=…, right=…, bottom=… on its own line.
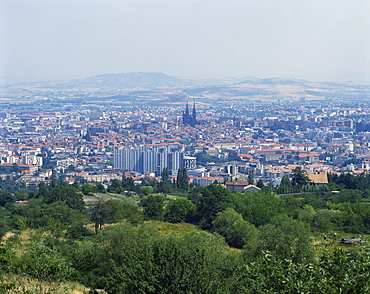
left=182, top=102, right=190, bottom=125
left=182, top=101, right=197, bottom=126
left=192, top=101, right=197, bottom=126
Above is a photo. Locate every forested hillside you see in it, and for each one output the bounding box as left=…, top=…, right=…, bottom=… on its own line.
left=1, top=172, right=370, bottom=293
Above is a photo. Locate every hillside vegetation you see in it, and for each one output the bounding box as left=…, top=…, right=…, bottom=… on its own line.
left=1, top=174, right=370, bottom=293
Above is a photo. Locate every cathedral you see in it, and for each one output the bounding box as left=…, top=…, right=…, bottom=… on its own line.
left=182, top=102, right=197, bottom=127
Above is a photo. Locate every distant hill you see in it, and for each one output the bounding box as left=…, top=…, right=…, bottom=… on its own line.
left=2, top=73, right=369, bottom=103
left=235, top=77, right=305, bottom=86
left=71, top=72, right=182, bottom=88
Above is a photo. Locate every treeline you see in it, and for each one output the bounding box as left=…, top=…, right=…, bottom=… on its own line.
left=105, top=168, right=190, bottom=195
left=273, top=169, right=370, bottom=196
left=1, top=222, right=370, bottom=293
left=0, top=178, right=143, bottom=239
left=2, top=173, right=370, bottom=240
left=1, top=172, right=370, bottom=292
left=328, top=172, right=370, bottom=191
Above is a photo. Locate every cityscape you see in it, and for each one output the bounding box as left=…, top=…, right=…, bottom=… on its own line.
left=1, top=1, right=370, bottom=292
left=1, top=73, right=370, bottom=190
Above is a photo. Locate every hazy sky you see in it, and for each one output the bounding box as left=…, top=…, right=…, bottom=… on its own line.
left=1, top=0, right=369, bottom=82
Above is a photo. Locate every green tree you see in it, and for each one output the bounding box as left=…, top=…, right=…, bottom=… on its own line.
left=72, top=180, right=80, bottom=189
left=228, top=219, right=259, bottom=250
left=36, top=182, right=49, bottom=199
left=318, top=248, right=370, bottom=293
left=0, top=190, right=15, bottom=207
left=281, top=175, right=292, bottom=187
left=12, top=199, right=86, bottom=233
left=233, top=191, right=284, bottom=227
left=163, top=198, right=196, bottom=223
left=11, top=163, right=21, bottom=174
left=90, top=198, right=112, bottom=233
left=259, top=215, right=314, bottom=263
left=195, top=152, right=224, bottom=165
left=197, top=184, right=234, bottom=229
left=14, top=242, right=75, bottom=283
left=188, top=186, right=203, bottom=203
left=66, top=223, right=92, bottom=240
left=96, top=182, right=106, bottom=193
left=0, top=243, right=13, bottom=270
left=0, top=208, right=9, bottom=238
left=44, top=186, right=85, bottom=211
left=140, top=186, right=154, bottom=196
left=330, top=189, right=361, bottom=204
left=247, top=171, right=254, bottom=185
left=256, top=179, right=264, bottom=188
left=300, top=204, right=316, bottom=224
left=212, top=208, right=243, bottom=229
left=291, top=166, right=311, bottom=187
left=14, top=189, right=28, bottom=201
left=108, top=179, right=123, bottom=194
left=313, top=209, right=336, bottom=232
left=228, top=151, right=240, bottom=161
left=142, top=195, right=165, bottom=220
left=146, top=178, right=158, bottom=188
left=102, top=199, right=143, bottom=225
left=157, top=168, right=171, bottom=193
left=176, top=168, right=189, bottom=191
left=81, top=183, right=95, bottom=195
left=212, top=208, right=259, bottom=249
left=277, top=175, right=293, bottom=194
left=122, top=177, right=137, bottom=192
left=86, top=226, right=236, bottom=294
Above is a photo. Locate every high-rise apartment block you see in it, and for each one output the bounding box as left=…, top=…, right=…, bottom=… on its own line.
left=114, top=145, right=187, bottom=174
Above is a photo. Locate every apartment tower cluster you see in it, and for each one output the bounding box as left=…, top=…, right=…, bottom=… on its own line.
left=114, top=145, right=185, bottom=174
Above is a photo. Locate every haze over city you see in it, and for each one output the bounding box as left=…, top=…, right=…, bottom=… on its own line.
left=1, top=0, right=370, bottom=83
left=3, top=1, right=370, bottom=293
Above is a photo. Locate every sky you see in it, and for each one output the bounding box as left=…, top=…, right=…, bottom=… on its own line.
left=1, top=0, right=370, bottom=83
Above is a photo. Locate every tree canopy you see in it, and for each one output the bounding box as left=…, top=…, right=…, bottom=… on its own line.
left=291, top=166, right=311, bottom=186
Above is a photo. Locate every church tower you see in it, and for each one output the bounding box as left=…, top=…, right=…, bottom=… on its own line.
left=182, top=101, right=197, bottom=127
left=182, top=102, right=190, bottom=125
left=191, top=101, right=197, bottom=126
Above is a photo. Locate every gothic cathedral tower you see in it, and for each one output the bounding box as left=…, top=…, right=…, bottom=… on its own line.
left=182, top=102, right=197, bottom=127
